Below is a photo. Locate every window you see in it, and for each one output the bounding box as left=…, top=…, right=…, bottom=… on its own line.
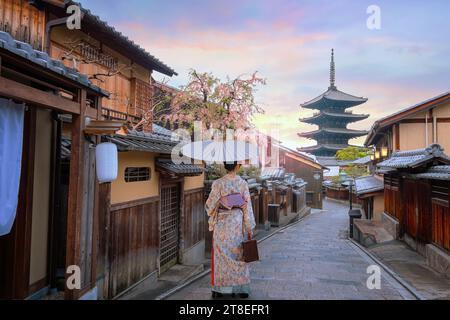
left=125, top=167, right=151, bottom=182
left=306, top=192, right=314, bottom=205
left=79, top=42, right=119, bottom=71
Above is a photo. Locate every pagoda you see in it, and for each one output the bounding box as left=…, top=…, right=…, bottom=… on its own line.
left=298, top=49, right=369, bottom=157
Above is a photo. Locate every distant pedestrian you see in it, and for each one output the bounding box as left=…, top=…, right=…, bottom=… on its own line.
left=205, top=161, right=256, bottom=299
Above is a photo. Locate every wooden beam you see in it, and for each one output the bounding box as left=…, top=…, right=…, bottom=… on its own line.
left=85, top=107, right=98, bottom=119
left=11, top=109, right=36, bottom=299
left=380, top=94, right=450, bottom=128
left=65, top=89, right=87, bottom=300
left=0, top=76, right=80, bottom=114
left=394, top=124, right=400, bottom=151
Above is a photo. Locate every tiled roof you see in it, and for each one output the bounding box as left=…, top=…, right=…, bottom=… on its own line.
left=156, top=158, right=203, bottom=176
left=300, top=111, right=369, bottom=123
left=299, top=144, right=356, bottom=153
left=276, top=144, right=326, bottom=169
left=0, top=31, right=108, bottom=96
left=260, top=167, right=285, bottom=180
left=61, top=130, right=180, bottom=157
left=106, top=131, right=178, bottom=154
left=245, top=178, right=262, bottom=190
left=351, top=155, right=372, bottom=165
left=152, top=124, right=176, bottom=137
left=301, top=87, right=368, bottom=110
left=299, top=128, right=369, bottom=137
left=66, top=1, right=177, bottom=77
left=377, top=144, right=450, bottom=169
left=355, top=175, right=384, bottom=196
left=412, top=165, right=450, bottom=181
left=316, top=156, right=353, bottom=167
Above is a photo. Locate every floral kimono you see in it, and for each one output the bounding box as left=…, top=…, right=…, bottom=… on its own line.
left=205, top=175, right=256, bottom=295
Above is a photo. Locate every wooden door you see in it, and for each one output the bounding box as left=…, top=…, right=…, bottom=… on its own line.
left=159, top=183, right=181, bottom=273
left=404, top=180, right=417, bottom=239
left=416, top=181, right=432, bottom=243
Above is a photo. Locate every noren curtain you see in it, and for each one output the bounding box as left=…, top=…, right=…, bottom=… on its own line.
left=0, top=99, right=25, bottom=236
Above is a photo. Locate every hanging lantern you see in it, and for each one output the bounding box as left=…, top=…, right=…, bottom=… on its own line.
left=96, top=142, right=118, bottom=183
left=370, top=154, right=375, bottom=161
left=381, top=146, right=388, bottom=157
left=375, top=150, right=381, bottom=159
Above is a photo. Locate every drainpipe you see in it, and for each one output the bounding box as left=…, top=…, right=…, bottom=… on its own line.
left=45, top=17, right=70, bottom=54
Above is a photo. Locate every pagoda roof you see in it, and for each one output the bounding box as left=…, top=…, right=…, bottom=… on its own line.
left=297, top=144, right=354, bottom=153
left=300, top=111, right=369, bottom=124
left=301, top=49, right=367, bottom=110
left=298, top=128, right=369, bottom=139
left=301, top=87, right=368, bottom=110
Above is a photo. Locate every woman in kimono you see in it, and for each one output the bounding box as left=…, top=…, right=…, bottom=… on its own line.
left=205, top=161, right=256, bottom=298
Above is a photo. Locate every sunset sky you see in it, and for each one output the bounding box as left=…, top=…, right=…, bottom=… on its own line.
left=78, top=0, right=450, bottom=149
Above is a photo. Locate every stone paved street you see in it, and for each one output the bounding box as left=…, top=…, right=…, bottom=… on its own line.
left=168, top=200, right=415, bottom=300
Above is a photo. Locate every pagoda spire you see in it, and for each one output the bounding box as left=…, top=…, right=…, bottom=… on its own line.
left=329, top=48, right=336, bottom=89
left=298, top=48, right=369, bottom=157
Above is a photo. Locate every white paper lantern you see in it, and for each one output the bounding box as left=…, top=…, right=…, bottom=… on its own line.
left=96, top=142, right=118, bottom=183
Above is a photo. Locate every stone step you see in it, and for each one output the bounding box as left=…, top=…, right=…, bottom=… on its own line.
left=353, top=219, right=394, bottom=248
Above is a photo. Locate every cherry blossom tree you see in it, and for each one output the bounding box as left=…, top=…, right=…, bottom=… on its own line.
left=158, top=69, right=266, bottom=132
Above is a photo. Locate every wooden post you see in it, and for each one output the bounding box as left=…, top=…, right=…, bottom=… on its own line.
left=88, top=95, right=103, bottom=296
left=65, top=89, right=87, bottom=300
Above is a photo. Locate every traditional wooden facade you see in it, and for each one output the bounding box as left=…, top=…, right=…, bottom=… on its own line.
left=354, top=175, right=384, bottom=221
left=0, top=0, right=205, bottom=300
left=46, top=3, right=205, bottom=299
left=277, top=145, right=325, bottom=209
left=376, top=145, right=450, bottom=275
left=365, top=91, right=450, bottom=158
left=0, top=25, right=108, bottom=301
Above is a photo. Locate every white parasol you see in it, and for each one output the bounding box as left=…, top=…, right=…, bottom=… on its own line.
left=180, top=140, right=259, bottom=164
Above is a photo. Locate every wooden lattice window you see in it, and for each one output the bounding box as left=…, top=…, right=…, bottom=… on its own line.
left=384, top=175, right=399, bottom=190
left=125, top=167, right=151, bottom=182
left=431, top=180, right=450, bottom=251
left=431, top=180, right=449, bottom=203
left=131, top=78, right=153, bottom=116
left=79, top=42, right=119, bottom=71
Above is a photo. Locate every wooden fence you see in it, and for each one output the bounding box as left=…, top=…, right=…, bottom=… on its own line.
left=182, top=188, right=205, bottom=251
left=108, top=197, right=160, bottom=299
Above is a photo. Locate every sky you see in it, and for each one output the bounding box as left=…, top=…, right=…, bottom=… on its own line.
left=78, top=0, right=450, bottom=149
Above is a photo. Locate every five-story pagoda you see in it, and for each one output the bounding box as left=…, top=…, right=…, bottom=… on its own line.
left=298, top=49, right=369, bottom=157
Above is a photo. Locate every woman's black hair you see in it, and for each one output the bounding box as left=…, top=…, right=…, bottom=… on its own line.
left=223, top=161, right=239, bottom=172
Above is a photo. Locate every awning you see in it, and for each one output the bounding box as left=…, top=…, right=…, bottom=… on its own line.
left=156, top=158, right=203, bottom=177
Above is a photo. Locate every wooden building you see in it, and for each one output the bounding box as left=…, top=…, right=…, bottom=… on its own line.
left=365, top=91, right=450, bottom=158
left=278, top=145, right=326, bottom=209
left=354, top=175, right=384, bottom=221
left=101, top=130, right=204, bottom=299
left=376, top=144, right=450, bottom=276
left=0, top=0, right=206, bottom=300
left=46, top=1, right=205, bottom=299
left=0, top=27, right=108, bottom=300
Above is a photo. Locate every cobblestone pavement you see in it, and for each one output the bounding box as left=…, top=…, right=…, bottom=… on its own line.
left=168, top=200, right=415, bottom=300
